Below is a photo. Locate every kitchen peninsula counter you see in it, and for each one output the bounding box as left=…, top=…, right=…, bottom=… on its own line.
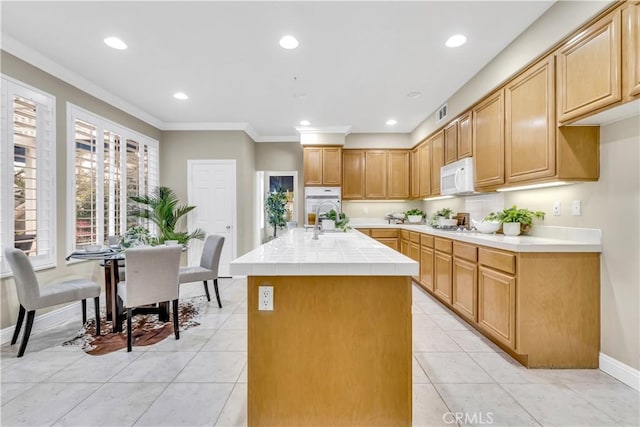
left=230, top=229, right=417, bottom=427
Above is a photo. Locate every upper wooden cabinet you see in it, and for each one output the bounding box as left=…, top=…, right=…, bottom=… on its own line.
left=410, top=148, right=419, bottom=199
left=430, top=131, right=444, bottom=195
left=457, top=112, right=472, bottom=160
left=342, top=150, right=365, bottom=199
left=473, top=90, right=505, bottom=189
left=623, top=2, right=640, bottom=97
left=444, top=121, right=458, bottom=165
left=303, top=146, right=342, bottom=186
left=418, top=142, right=431, bottom=198
left=505, top=56, right=556, bottom=183
left=557, top=9, right=622, bottom=123
left=388, top=150, right=410, bottom=199
left=364, top=150, right=388, bottom=199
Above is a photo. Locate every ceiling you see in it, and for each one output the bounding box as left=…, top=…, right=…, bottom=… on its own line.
left=1, top=1, right=555, bottom=141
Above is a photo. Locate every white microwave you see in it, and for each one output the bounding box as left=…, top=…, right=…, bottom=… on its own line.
left=440, top=157, right=475, bottom=195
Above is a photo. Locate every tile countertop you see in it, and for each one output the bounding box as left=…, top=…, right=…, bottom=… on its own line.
left=229, top=228, right=419, bottom=277
left=349, top=218, right=602, bottom=253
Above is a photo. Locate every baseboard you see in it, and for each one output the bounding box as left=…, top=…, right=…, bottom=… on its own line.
left=599, top=352, right=640, bottom=391
left=0, top=296, right=101, bottom=345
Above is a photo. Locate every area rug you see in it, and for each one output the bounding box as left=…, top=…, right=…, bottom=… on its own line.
left=63, top=296, right=207, bottom=355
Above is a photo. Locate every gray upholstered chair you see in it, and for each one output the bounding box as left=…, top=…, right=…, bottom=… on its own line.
left=178, top=235, right=225, bottom=308
left=116, top=245, right=181, bottom=352
left=3, top=247, right=101, bottom=358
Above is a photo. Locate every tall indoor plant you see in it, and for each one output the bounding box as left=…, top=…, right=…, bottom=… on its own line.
left=129, top=186, right=205, bottom=244
left=265, top=187, right=288, bottom=238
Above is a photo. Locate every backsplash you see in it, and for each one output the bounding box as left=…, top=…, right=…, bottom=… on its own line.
left=342, top=201, right=422, bottom=219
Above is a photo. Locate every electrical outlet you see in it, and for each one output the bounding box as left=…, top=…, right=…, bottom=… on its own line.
left=258, top=285, right=273, bottom=311
left=363, top=207, right=369, bottom=214
left=571, top=200, right=582, bottom=216
left=553, top=201, right=561, bottom=216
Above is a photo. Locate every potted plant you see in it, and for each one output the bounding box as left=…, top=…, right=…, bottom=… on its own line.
left=321, top=209, right=351, bottom=232
left=486, top=205, right=545, bottom=236
left=433, top=208, right=457, bottom=227
left=265, top=187, right=288, bottom=238
left=128, top=186, right=206, bottom=245
left=405, top=208, right=425, bottom=224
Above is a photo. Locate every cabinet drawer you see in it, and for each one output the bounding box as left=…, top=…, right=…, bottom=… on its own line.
left=434, top=238, right=453, bottom=254
left=371, top=228, right=398, bottom=238
left=410, top=232, right=420, bottom=243
left=453, top=242, right=477, bottom=262
left=400, top=230, right=410, bottom=240
left=356, top=228, right=370, bottom=236
left=420, top=234, right=434, bottom=248
left=478, top=248, right=516, bottom=274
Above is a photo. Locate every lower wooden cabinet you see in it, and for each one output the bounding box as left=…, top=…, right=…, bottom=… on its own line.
left=434, top=251, right=452, bottom=304
left=452, top=257, right=478, bottom=322
left=420, top=245, right=434, bottom=292
left=378, top=238, right=399, bottom=251
left=477, top=266, right=516, bottom=349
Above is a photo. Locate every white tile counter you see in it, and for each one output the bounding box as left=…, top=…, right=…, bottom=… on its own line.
left=230, top=228, right=419, bottom=276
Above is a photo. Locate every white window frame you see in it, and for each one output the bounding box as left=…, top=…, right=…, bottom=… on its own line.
left=66, top=103, right=159, bottom=258
left=1, top=75, right=56, bottom=277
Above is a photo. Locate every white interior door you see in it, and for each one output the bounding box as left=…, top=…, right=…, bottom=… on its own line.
left=187, top=160, right=236, bottom=276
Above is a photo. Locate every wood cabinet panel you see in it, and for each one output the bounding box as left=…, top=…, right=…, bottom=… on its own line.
left=506, top=56, right=556, bottom=183
left=409, top=242, right=420, bottom=263
left=355, top=228, right=370, bottom=236
left=430, top=131, right=444, bottom=195
left=322, top=147, right=342, bottom=186
left=303, top=147, right=323, bottom=186
left=478, top=248, right=516, bottom=275
left=473, top=90, right=505, bottom=189
left=453, top=257, right=478, bottom=322
left=420, top=235, right=434, bottom=248
left=420, top=245, right=434, bottom=292
left=409, top=232, right=420, bottom=244
left=624, top=2, right=640, bottom=97
left=400, top=238, right=410, bottom=258
left=418, top=142, right=431, bottom=198
left=365, top=151, right=388, bottom=199
left=478, top=266, right=516, bottom=349
left=342, top=150, right=365, bottom=200
left=444, top=121, right=458, bottom=165
left=370, top=229, right=398, bottom=238
left=457, top=112, right=473, bottom=159
left=434, top=251, right=453, bottom=304
left=410, top=148, right=419, bottom=199
left=388, top=151, right=410, bottom=199
left=377, top=238, right=399, bottom=251
left=434, top=237, right=452, bottom=254
left=557, top=9, right=622, bottom=122
left=453, top=241, right=477, bottom=262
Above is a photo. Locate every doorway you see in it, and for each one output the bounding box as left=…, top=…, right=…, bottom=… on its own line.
left=257, top=171, right=299, bottom=243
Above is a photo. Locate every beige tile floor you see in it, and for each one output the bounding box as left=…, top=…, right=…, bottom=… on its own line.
left=1, top=278, right=638, bottom=426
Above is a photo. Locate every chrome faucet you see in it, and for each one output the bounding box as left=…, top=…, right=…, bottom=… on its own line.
left=312, top=201, right=340, bottom=240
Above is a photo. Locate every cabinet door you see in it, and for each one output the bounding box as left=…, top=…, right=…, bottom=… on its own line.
left=376, top=237, right=398, bottom=251
left=365, top=151, right=388, bottom=199
left=401, top=239, right=410, bottom=257
left=342, top=150, right=365, bottom=200
left=505, top=56, right=556, bottom=183
left=444, top=121, right=458, bottom=165
left=322, top=147, right=342, bottom=186
left=434, top=251, right=452, bottom=305
left=420, top=245, right=434, bottom=292
left=473, top=90, right=505, bottom=189
left=457, top=112, right=472, bottom=159
left=409, top=242, right=420, bottom=262
left=418, top=142, right=431, bottom=198
left=453, top=258, right=478, bottom=322
left=624, top=2, right=640, bottom=97
left=388, top=151, right=410, bottom=199
left=303, top=147, right=323, bottom=186
left=430, top=131, right=444, bottom=195
left=557, top=9, right=622, bottom=122
left=478, top=266, right=516, bottom=349
left=410, top=149, right=419, bottom=199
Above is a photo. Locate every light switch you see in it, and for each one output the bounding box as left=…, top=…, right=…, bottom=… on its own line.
left=553, top=201, right=561, bottom=216
left=571, top=200, right=582, bottom=216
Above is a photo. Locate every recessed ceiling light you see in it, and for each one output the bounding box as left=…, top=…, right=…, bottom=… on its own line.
left=279, top=35, right=299, bottom=50
left=445, top=34, right=467, bottom=48
left=386, top=119, right=397, bottom=126
left=406, top=91, right=422, bottom=99
left=104, top=36, right=127, bottom=50
left=173, top=92, right=189, bottom=100
left=299, top=120, right=311, bottom=126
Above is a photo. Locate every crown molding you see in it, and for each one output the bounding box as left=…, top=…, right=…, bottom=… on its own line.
left=295, top=125, right=352, bottom=135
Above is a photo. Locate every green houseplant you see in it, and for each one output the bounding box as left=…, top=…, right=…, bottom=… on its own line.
left=128, top=186, right=206, bottom=245
left=265, top=187, right=288, bottom=238
left=320, top=209, right=351, bottom=232
left=405, top=208, right=425, bottom=223
left=486, top=205, right=545, bottom=236
left=430, top=208, right=457, bottom=227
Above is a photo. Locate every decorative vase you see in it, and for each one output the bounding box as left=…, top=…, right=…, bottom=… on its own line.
left=502, top=222, right=521, bottom=236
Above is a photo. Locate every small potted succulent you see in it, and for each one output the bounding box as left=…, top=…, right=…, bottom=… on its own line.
left=486, top=205, right=545, bottom=236
left=405, top=208, right=425, bottom=224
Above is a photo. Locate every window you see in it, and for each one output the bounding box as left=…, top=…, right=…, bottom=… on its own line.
left=1, top=76, right=56, bottom=276
left=67, top=104, right=158, bottom=253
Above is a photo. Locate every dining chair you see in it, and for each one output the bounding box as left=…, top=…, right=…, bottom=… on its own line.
left=3, top=247, right=101, bottom=358
left=116, top=245, right=181, bottom=352
left=178, top=235, right=225, bottom=308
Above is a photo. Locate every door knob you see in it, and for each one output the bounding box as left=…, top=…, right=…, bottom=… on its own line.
left=226, top=225, right=231, bottom=230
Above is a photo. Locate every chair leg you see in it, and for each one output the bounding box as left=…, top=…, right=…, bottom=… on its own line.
left=94, top=297, right=101, bottom=336
left=82, top=299, right=87, bottom=324
left=17, top=310, right=35, bottom=358
left=213, top=278, right=222, bottom=309
left=127, top=308, right=133, bottom=352
left=11, top=305, right=26, bottom=345
left=203, top=280, right=211, bottom=302
left=172, top=299, right=180, bottom=340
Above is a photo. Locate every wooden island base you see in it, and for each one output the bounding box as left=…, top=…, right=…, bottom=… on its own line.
left=247, top=275, right=412, bottom=427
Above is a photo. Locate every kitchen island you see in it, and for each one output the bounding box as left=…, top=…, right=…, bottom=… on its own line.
left=230, top=228, right=418, bottom=427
